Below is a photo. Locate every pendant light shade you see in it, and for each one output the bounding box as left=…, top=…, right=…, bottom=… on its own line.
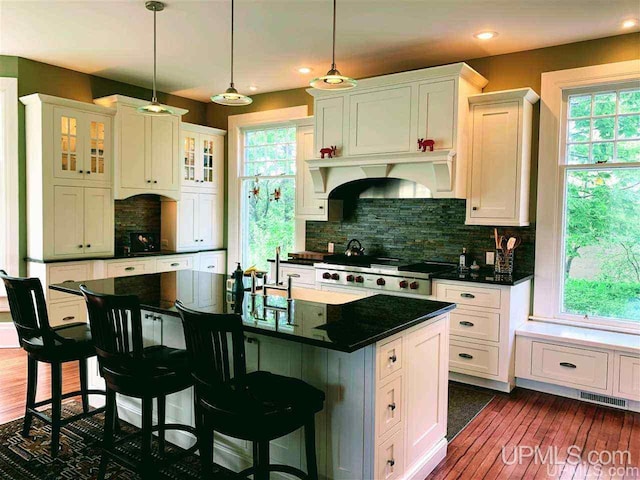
left=138, top=1, right=174, bottom=115
left=311, top=0, right=356, bottom=90
left=212, top=0, right=252, bottom=106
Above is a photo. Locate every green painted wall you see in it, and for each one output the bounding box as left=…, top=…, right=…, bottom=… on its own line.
left=1, top=56, right=209, bottom=280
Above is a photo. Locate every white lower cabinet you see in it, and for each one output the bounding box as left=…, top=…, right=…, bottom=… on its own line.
left=196, top=251, right=226, bottom=274
left=48, top=298, right=87, bottom=328
left=434, top=278, right=531, bottom=392
left=268, top=262, right=317, bottom=288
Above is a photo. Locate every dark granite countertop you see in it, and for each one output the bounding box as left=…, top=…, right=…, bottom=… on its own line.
left=431, top=268, right=533, bottom=286
left=49, top=271, right=455, bottom=353
left=26, top=248, right=227, bottom=264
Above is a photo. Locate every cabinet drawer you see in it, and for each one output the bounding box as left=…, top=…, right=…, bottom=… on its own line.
left=280, top=265, right=315, bottom=287
left=106, top=260, right=155, bottom=278
left=438, top=283, right=501, bottom=309
left=450, top=308, right=500, bottom=342
left=376, top=428, right=404, bottom=480
left=156, top=255, right=194, bottom=273
left=616, top=355, right=640, bottom=400
left=377, top=376, right=403, bottom=438
left=450, top=340, right=499, bottom=376
left=531, top=342, right=609, bottom=391
left=49, top=299, right=87, bottom=327
left=378, top=338, right=402, bottom=381
left=198, top=252, right=226, bottom=274
left=48, top=263, right=92, bottom=302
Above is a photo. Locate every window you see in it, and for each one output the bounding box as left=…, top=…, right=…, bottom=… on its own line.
left=560, top=86, right=640, bottom=323
left=239, top=125, right=296, bottom=271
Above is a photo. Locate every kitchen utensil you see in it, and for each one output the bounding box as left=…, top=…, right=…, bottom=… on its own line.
left=494, top=228, right=500, bottom=250
left=506, top=237, right=517, bottom=251
left=344, top=239, right=365, bottom=257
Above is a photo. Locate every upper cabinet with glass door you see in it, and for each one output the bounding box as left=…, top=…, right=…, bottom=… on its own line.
left=54, top=108, right=112, bottom=183
left=180, top=122, right=226, bottom=193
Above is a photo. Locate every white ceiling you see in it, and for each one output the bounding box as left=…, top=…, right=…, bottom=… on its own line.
left=1, top=0, right=638, bottom=101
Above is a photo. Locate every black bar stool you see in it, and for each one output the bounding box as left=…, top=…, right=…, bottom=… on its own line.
left=80, top=285, right=198, bottom=480
left=175, top=300, right=325, bottom=480
left=0, top=270, right=106, bottom=458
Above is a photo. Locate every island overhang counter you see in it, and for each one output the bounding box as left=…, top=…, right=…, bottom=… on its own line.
left=51, top=270, right=455, bottom=480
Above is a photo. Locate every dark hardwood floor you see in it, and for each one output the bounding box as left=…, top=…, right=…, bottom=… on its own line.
left=0, top=348, right=638, bottom=479
left=429, top=388, right=640, bottom=479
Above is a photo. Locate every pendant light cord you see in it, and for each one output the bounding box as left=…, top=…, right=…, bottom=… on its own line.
left=230, top=0, right=235, bottom=88
left=331, top=0, right=337, bottom=69
left=152, top=6, right=158, bottom=101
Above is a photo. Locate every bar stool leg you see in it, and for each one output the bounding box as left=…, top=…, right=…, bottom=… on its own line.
left=79, top=357, right=90, bottom=414
left=50, top=361, right=62, bottom=458
left=22, top=356, right=38, bottom=437
left=140, top=396, right=154, bottom=480
left=157, top=394, right=166, bottom=457
left=98, top=388, right=116, bottom=480
left=305, top=416, right=319, bottom=480
left=196, top=408, right=214, bottom=477
left=256, top=441, right=270, bottom=480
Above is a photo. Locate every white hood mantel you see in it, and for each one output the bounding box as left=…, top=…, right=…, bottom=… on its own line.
left=305, top=149, right=457, bottom=199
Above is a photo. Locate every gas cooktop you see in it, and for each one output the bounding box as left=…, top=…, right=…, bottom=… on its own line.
left=320, top=255, right=455, bottom=274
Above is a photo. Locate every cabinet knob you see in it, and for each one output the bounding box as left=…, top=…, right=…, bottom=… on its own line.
left=79, top=170, right=83, bottom=174
left=78, top=245, right=83, bottom=248
left=147, top=180, right=151, bottom=183
left=388, top=402, right=396, bottom=411
left=387, top=459, right=395, bottom=467
left=389, top=354, right=397, bottom=363
left=319, top=205, right=324, bottom=209
left=86, top=171, right=91, bottom=175
left=86, top=244, right=91, bottom=248
left=472, top=206, right=478, bottom=211
left=153, top=180, right=158, bottom=184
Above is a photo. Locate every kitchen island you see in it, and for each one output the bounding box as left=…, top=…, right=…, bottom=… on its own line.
left=51, top=270, right=455, bottom=480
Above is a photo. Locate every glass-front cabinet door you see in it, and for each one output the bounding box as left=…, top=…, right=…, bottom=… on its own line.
left=54, top=107, right=83, bottom=179
left=201, top=135, right=216, bottom=187
left=182, top=131, right=198, bottom=188
left=86, top=113, right=111, bottom=182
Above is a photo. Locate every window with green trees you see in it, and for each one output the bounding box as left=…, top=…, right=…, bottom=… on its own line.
left=240, top=126, right=296, bottom=271
left=562, top=87, right=640, bottom=323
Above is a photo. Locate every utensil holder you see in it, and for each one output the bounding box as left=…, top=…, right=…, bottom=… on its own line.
left=495, top=250, right=514, bottom=274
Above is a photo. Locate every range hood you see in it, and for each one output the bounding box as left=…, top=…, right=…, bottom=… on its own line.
left=306, top=149, right=457, bottom=199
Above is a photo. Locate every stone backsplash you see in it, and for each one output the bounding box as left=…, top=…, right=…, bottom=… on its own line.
left=306, top=199, right=535, bottom=273
left=114, top=195, right=162, bottom=249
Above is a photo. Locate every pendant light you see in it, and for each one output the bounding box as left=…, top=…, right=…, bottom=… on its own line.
left=138, top=1, right=174, bottom=115
left=310, top=0, right=356, bottom=90
left=212, top=0, right=253, bottom=106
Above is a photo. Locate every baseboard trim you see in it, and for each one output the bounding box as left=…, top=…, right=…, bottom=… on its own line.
left=449, top=371, right=514, bottom=393
left=0, top=322, right=18, bottom=348
left=404, top=437, right=447, bottom=480
left=516, top=378, right=640, bottom=413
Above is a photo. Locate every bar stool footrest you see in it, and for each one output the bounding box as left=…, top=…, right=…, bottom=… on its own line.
left=239, top=464, right=309, bottom=479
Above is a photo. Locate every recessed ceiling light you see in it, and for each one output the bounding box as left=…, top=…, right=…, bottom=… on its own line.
left=474, top=31, right=498, bottom=40
left=298, top=67, right=312, bottom=74
left=622, top=19, right=638, bottom=28
left=249, top=85, right=258, bottom=91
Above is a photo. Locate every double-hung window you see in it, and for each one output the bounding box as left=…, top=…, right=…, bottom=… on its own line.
left=239, top=125, right=296, bottom=271
left=560, top=85, right=640, bottom=324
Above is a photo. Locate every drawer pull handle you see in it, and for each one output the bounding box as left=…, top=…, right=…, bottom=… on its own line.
left=144, top=313, right=153, bottom=319
left=389, top=354, right=397, bottom=363
left=245, top=336, right=257, bottom=344
left=460, top=293, right=476, bottom=299
left=62, top=316, right=75, bottom=321
left=459, top=321, right=475, bottom=327
left=388, top=402, right=396, bottom=411
left=170, top=263, right=180, bottom=267
left=560, top=362, right=577, bottom=369
left=124, top=267, right=135, bottom=271
left=207, top=265, right=215, bottom=269
left=154, top=315, right=162, bottom=321
left=387, top=459, right=395, bottom=467
left=63, top=280, right=75, bottom=283
left=458, top=353, right=474, bottom=359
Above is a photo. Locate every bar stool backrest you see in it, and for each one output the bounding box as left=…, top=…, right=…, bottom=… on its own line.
left=80, top=285, right=144, bottom=375
left=0, top=270, right=55, bottom=348
left=175, top=300, right=246, bottom=390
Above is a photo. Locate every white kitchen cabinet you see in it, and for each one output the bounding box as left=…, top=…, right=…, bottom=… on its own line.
left=181, top=123, right=225, bottom=192
left=94, top=95, right=187, bottom=201
left=314, top=96, right=344, bottom=157
left=53, top=107, right=112, bottom=183
left=196, top=251, right=227, bottom=274
left=348, top=86, right=412, bottom=156
left=162, top=192, right=223, bottom=251
left=21, top=94, right=116, bottom=261
left=53, top=186, right=113, bottom=258
left=466, top=88, right=539, bottom=226
left=308, top=63, right=488, bottom=199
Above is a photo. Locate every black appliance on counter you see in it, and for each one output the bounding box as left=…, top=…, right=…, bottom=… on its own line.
left=129, top=232, right=160, bottom=253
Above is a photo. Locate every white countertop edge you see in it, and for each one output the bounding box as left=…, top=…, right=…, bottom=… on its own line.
left=516, top=320, right=640, bottom=355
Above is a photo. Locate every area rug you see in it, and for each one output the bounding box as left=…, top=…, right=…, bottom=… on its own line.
left=447, top=382, right=496, bottom=442
left=0, top=401, right=240, bottom=480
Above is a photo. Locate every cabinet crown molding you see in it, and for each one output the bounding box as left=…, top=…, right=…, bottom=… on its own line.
left=468, top=88, right=540, bottom=105
left=306, top=62, right=488, bottom=97
left=20, top=93, right=116, bottom=115
left=94, top=94, right=189, bottom=116
left=181, top=121, right=227, bottom=136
